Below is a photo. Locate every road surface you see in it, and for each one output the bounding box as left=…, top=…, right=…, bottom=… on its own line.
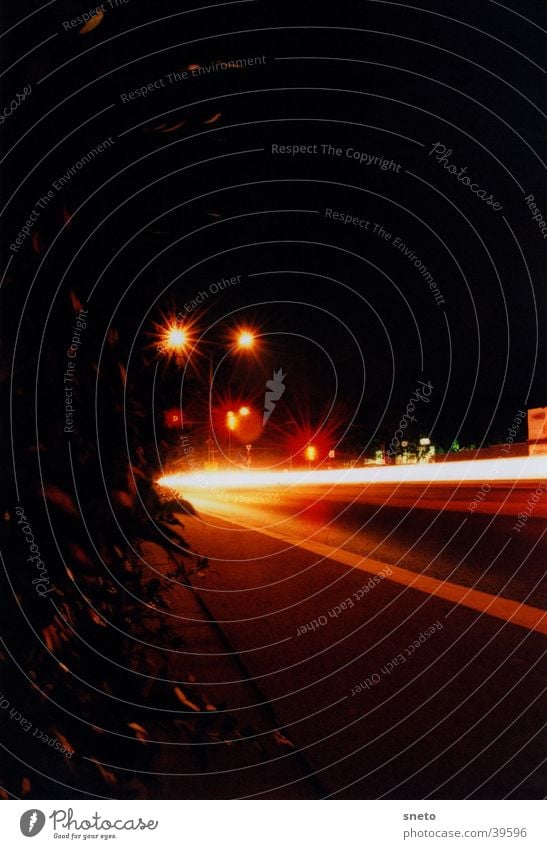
left=178, top=481, right=547, bottom=608
left=160, top=478, right=547, bottom=798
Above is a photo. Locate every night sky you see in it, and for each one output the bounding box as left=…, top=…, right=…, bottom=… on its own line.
left=2, top=0, right=546, bottom=457
left=1, top=0, right=546, bottom=805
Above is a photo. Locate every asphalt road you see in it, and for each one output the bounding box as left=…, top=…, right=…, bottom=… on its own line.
left=165, top=479, right=546, bottom=799
left=180, top=481, right=547, bottom=608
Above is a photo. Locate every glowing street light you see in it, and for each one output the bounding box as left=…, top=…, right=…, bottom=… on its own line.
left=207, top=331, right=256, bottom=463
left=224, top=407, right=254, bottom=464
left=236, top=330, right=255, bottom=350
left=305, top=445, right=317, bottom=469
left=154, top=316, right=259, bottom=466
left=164, top=324, right=188, bottom=352
left=225, top=410, right=238, bottom=464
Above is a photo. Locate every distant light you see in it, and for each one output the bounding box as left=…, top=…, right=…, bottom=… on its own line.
left=164, top=408, right=183, bottom=429
left=164, top=325, right=188, bottom=351
left=237, top=331, right=255, bottom=349
left=420, top=438, right=431, bottom=446
left=239, top=406, right=250, bottom=417
left=305, top=445, right=317, bottom=462
left=226, top=411, right=237, bottom=431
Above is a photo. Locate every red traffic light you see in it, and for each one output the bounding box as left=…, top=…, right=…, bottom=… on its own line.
left=164, top=408, right=183, bottom=429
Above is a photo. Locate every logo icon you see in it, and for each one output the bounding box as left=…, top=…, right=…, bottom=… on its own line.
left=263, top=368, right=286, bottom=425
left=20, top=810, right=46, bottom=837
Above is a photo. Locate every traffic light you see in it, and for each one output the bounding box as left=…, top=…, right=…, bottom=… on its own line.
left=164, top=408, right=183, bottom=429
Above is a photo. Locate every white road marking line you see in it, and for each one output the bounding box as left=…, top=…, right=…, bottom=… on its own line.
left=203, top=511, right=547, bottom=636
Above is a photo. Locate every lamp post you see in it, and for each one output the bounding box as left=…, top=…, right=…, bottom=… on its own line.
left=207, top=329, right=257, bottom=467
left=157, top=320, right=257, bottom=467
left=224, top=406, right=254, bottom=466
left=226, top=410, right=237, bottom=463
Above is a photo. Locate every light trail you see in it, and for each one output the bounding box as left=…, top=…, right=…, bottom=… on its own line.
left=158, top=455, right=547, bottom=492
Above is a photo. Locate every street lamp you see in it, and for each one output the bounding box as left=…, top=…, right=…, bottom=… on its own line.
left=167, top=327, right=187, bottom=350
left=236, top=330, right=255, bottom=350
left=157, top=318, right=258, bottom=467
left=224, top=406, right=254, bottom=465
left=206, top=331, right=257, bottom=465
left=226, top=410, right=237, bottom=463
left=160, top=322, right=190, bottom=356
left=305, top=445, right=317, bottom=470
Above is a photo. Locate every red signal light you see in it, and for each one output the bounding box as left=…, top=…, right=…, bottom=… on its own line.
left=164, top=409, right=183, bottom=428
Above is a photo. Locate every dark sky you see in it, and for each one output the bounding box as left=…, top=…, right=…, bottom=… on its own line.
left=2, top=0, right=546, bottom=454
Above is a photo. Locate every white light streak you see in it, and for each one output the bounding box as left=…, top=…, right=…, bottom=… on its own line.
left=158, top=455, right=547, bottom=492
